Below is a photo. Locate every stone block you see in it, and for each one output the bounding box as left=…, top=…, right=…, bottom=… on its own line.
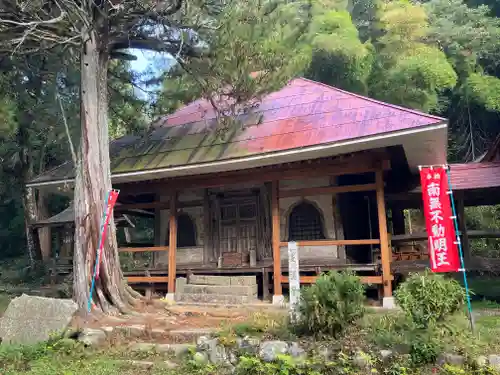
left=78, top=328, right=107, bottom=347
left=116, top=324, right=146, bottom=337
left=0, top=294, right=77, bottom=345
left=183, top=284, right=257, bottom=297
left=176, top=277, right=187, bottom=294
left=288, top=342, right=306, bottom=358
left=259, top=341, right=288, bottom=362
left=475, top=356, right=488, bottom=367
left=380, top=350, right=393, bottom=362
left=175, top=293, right=255, bottom=304
left=489, top=355, right=500, bottom=369
left=353, top=351, right=372, bottom=369
left=189, top=275, right=231, bottom=286
left=237, top=336, right=260, bottom=355
left=437, top=353, right=465, bottom=366
left=230, top=276, right=257, bottom=286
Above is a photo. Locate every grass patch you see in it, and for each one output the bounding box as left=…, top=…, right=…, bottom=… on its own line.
left=216, top=311, right=294, bottom=344
left=0, top=338, right=222, bottom=375
left=358, top=309, right=500, bottom=358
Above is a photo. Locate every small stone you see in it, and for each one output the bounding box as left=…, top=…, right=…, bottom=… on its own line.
left=437, top=353, right=465, bottom=366
left=353, top=351, right=372, bottom=369
left=151, top=328, right=166, bottom=339
left=130, top=343, right=156, bottom=352
left=394, top=344, right=411, bottom=355
left=488, top=355, right=500, bottom=369
left=237, top=336, right=260, bottom=354
left=193, top=351, right=209, bottom=364
left=100, top=326, right=114, bottom=335
left=475, top=356, right=488, bottom=367
left=167, top=343, right=195, bottom=357
left=288, top=342, right=306, bottom=358
left=163, top=360, right=178, bottom=369
left=78, top=328, right=107, bottom=347
left=127, top=360, right=154, bottom=368
left=197, top=336, right=217, bottom=351
left=259, top=341, right=288, bottom=362
left=380, top=350, right=393, bottom=362
left=116, top=324, right=146, bottom=337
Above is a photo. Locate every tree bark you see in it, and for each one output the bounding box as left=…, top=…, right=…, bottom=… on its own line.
left=37, top=190, right=51, bottom=261
left=73, top=20, right=140, bottom=314
left=21, top=185, right=41, bottom=266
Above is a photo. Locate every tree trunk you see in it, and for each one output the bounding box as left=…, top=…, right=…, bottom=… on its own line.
left=21, top=185, right=41, bottom=266
left=37, top=190, right=51, bottom=261
left=73, top=24, right=140, bottom=314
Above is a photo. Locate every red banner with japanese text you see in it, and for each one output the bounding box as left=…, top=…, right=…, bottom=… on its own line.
left=95, top=190, right=120, bottom=279
left=419, top=167, right=460, bottom=273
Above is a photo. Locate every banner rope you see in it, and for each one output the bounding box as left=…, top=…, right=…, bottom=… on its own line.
left=445, top=167, right=475, bottom=333
left=87, top=190, right=114, bottom=312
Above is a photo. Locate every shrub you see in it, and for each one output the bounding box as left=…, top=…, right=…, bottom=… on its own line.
left=409, top=331, right=441, bottom=365
left=395, top=271, right=465, bottom=328
left=294, top=271, right=365, bottom=337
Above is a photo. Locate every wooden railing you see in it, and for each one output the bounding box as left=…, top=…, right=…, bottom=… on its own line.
left=118, top=246, right=169, bottom=253
left=281, top=275, right=394, bottom=285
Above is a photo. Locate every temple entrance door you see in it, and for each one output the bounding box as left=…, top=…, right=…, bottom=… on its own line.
left=218, top=196, right=258, bottom=267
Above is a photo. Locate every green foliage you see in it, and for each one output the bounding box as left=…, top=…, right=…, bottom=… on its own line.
left=234, top=354, right=349, bottom=375
left=409, top=332, right=441, bottom=365
left=294, top=271, right=365, bottom=337
left=395, top=271, right=466, bottom=328
left=157, top=0, right=310, bottom=122
left=462, top=73, right=500, bottom=111
left=305, top=9, right=374, bottom=93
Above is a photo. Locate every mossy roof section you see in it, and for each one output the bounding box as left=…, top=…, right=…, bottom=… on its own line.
left=29, top=78, right=444, bottom=185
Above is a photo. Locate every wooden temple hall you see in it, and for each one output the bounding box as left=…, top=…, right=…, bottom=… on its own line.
left=27, top=78, right=500, bottom=307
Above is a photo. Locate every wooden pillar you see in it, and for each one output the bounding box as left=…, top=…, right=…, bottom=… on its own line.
left=271, top=180, right=283, bottom=304
left=167, top=192, right=178, bottom=296
left=456, top=194, right=471, bottom=264
left=375, top=170, right=393, bottom=303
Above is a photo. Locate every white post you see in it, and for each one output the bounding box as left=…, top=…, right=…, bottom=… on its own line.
left=287, top=241, right=300, bottom=321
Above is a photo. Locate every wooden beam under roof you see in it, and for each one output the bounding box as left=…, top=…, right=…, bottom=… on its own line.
left=117, top=151, right=391, bottom=195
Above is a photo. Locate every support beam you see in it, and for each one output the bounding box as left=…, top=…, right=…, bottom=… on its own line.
left=279, top=183, right=377, bottom=198
left=281, top=275, right=394, bottom=284
left=271, top=180, right=283, bottom=305
left=118, top=153, right=391, bottom=195
left=376, top=169, right=393, bottom=300
left=456, top=194, right=471, bottom=264
left=167, top=192, right=178, bottom=296
left=279, top=239, right=380, bottom=247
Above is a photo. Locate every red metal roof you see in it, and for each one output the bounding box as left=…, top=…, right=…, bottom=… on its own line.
left=450, top=162, right=500, bottom=190
left=155, top=78, right=445, bottom=155
left=29, top=77, right=446, bottom=186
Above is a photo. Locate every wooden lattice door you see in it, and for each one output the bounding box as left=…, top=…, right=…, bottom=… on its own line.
left=218, top=197, right=258, bottom=266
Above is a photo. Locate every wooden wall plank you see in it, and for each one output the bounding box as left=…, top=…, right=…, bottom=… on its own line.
left=118, top=246, right=169, bottom=253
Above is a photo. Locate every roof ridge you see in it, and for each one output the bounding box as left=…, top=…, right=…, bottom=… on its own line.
left=295, top=77, right=446, bottom=122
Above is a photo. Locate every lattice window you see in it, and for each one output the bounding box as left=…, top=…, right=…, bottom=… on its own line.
left=166, top=213, right=196, bottom=247
left=288, top=202, right=325, bottom=241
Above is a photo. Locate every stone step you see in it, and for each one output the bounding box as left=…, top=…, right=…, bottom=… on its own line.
left=167, top=328, right=217, bottom=343
left=183, top=284, right=257, bottom=297
left=189, top=275, right=256, bottom=286
left=175, top=293, right=257, bottom=305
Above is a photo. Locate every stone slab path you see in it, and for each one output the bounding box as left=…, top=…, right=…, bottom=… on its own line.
left=73, top=301, right=285, bottom=346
